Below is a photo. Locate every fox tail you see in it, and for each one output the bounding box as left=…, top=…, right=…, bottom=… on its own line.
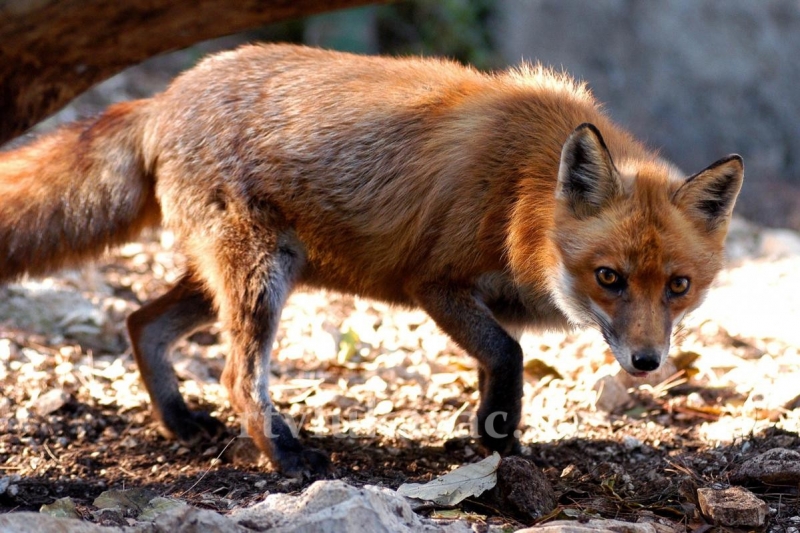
left=0, top=100, right=160, bottom=283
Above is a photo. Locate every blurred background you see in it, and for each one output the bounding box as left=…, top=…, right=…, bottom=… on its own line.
left=37, top=0, right=800, bottom=230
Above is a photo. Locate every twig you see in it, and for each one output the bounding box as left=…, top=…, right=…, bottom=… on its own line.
left=177, top=435, right=238, bottom=498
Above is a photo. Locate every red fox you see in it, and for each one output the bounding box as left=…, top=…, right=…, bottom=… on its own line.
left=0, top=44, right=743, bottom=476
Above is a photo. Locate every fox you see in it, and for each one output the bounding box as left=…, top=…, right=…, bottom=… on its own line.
left=0, top=44, right=743, bottom=476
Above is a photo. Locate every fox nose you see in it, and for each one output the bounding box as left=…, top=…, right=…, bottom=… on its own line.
left=631, top=349, right=660, bottom=372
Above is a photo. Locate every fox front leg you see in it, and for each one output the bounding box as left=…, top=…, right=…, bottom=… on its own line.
left=411, top=282, right=524, bottom=455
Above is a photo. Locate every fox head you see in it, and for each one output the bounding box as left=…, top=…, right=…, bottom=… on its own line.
left=549, top=123, right=743, bottom=375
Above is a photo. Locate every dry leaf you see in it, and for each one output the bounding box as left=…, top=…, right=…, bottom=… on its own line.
left=524, top=358, right=563, bottom=380
left=397, top=452, right=500, bottom=505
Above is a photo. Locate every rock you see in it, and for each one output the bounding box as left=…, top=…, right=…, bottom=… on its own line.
left=0, top=506, right=246, bottom=533
left=731, top=448, right=800, bottom=485
left=93, top=487, right=158, bottom=515
left=0, top=512, right=114, bottom=533
left=230, top=479, right=470, bottom=533
left=517, top=518, right=680, bottom=532
left=622, top=436, right=643, bottom=451
left=487, top=456, right=556, bottom=520
left=592, top=375, right=629, bottom=413
left=151, top=505, right=248, bottom=533
left=32, top=388, right=69, bottom=415
left=40, top=497, right=80, bottom=519
left=137, top=497, right=188, bottom=522
left=697, top=486, right=767, bottom=527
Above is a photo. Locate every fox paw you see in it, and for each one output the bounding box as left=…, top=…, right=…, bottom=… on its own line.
left=480, top=432, right=521, bottom=456
left=272, top=447, right=332, bottom=478
left=160, top=410, right=226, bottom=445
left=476, top=410, right=522, bottom=456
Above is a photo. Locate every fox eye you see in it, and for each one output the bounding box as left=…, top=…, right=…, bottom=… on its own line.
left=595, top=267, right=625, bottom=291
left=668, top=276, right=690, bottom=296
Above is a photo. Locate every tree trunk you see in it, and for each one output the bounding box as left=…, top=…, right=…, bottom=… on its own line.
left=0, top=0, right=378, bottom=145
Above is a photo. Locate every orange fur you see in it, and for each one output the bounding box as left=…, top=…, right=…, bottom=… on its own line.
left=1, top=44, right=743, bottom=475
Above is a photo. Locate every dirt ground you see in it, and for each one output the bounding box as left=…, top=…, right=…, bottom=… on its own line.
left=1, top=224, right=800, bottom=531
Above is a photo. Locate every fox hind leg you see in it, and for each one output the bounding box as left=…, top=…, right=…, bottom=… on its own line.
left=127, top=274, right=224, bottom=444
left=203, top=227, right=329, bottom=477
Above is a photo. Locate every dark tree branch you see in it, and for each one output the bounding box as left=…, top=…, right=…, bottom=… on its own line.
left=0, top=0, right=379, bottom=145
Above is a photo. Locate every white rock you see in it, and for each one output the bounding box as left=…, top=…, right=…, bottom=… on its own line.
left=151, top=505, right=248, bottom=532
left=230, top=480, right=470, bottom=533
left=0, top=512, right=115, bottom=533
left=517, top=518, right=680, bottom=532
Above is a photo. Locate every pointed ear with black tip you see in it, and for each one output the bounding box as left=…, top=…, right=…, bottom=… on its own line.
left=556, top=123, right=623, bottom=218
left=672, top=155, right=744, bottom=232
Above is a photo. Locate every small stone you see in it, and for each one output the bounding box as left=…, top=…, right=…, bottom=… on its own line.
left=119, top=436, right=138, bottom=449
left=40, top=497, right=80, bottom=519
left=137, top=497, right=187, bottom=522
left=593, top=375, right=629, bottom=413
left=94, top=487, right=157, bottom=515
left=487, top=456, right=557, bottom=520
left=731, top=448, right=800, bottom=485
left=373, top=399, right=394, bottom=416
left=697, top=486, right=767, bottom=527
left=32, top=388, right=69, bottom=415
left=231, top=480, right=471, bottom=532
left=622, top=436, right=642, bottom=450
left=685, top=392, right=706, bottom=408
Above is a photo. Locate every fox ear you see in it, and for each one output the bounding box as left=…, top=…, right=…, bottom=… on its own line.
left=673, top=155, right=744, bottom=232
left=556, top=123, right=622, bottom=217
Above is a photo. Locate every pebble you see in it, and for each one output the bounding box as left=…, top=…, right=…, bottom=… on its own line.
left=732, top=448, right=800, bottom=485
left=592, top=375, right=629, bottom=412
left=32, top=388, right=69, bottom=415
left=697, top=486, right=767, bottom=527
left=622, top=436, right=643, bottom=450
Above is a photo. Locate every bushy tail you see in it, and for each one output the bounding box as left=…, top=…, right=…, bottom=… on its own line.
left=0, top=100, right=160, bottom=283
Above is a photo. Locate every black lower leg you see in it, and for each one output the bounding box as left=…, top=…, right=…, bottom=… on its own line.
left=412, top=282, right=524, bottom=455
left=127, top=275, right=223, bottom=443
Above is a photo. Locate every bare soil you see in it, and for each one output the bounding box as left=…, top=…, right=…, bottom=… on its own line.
left=1, top=228, right=799, bottom=531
